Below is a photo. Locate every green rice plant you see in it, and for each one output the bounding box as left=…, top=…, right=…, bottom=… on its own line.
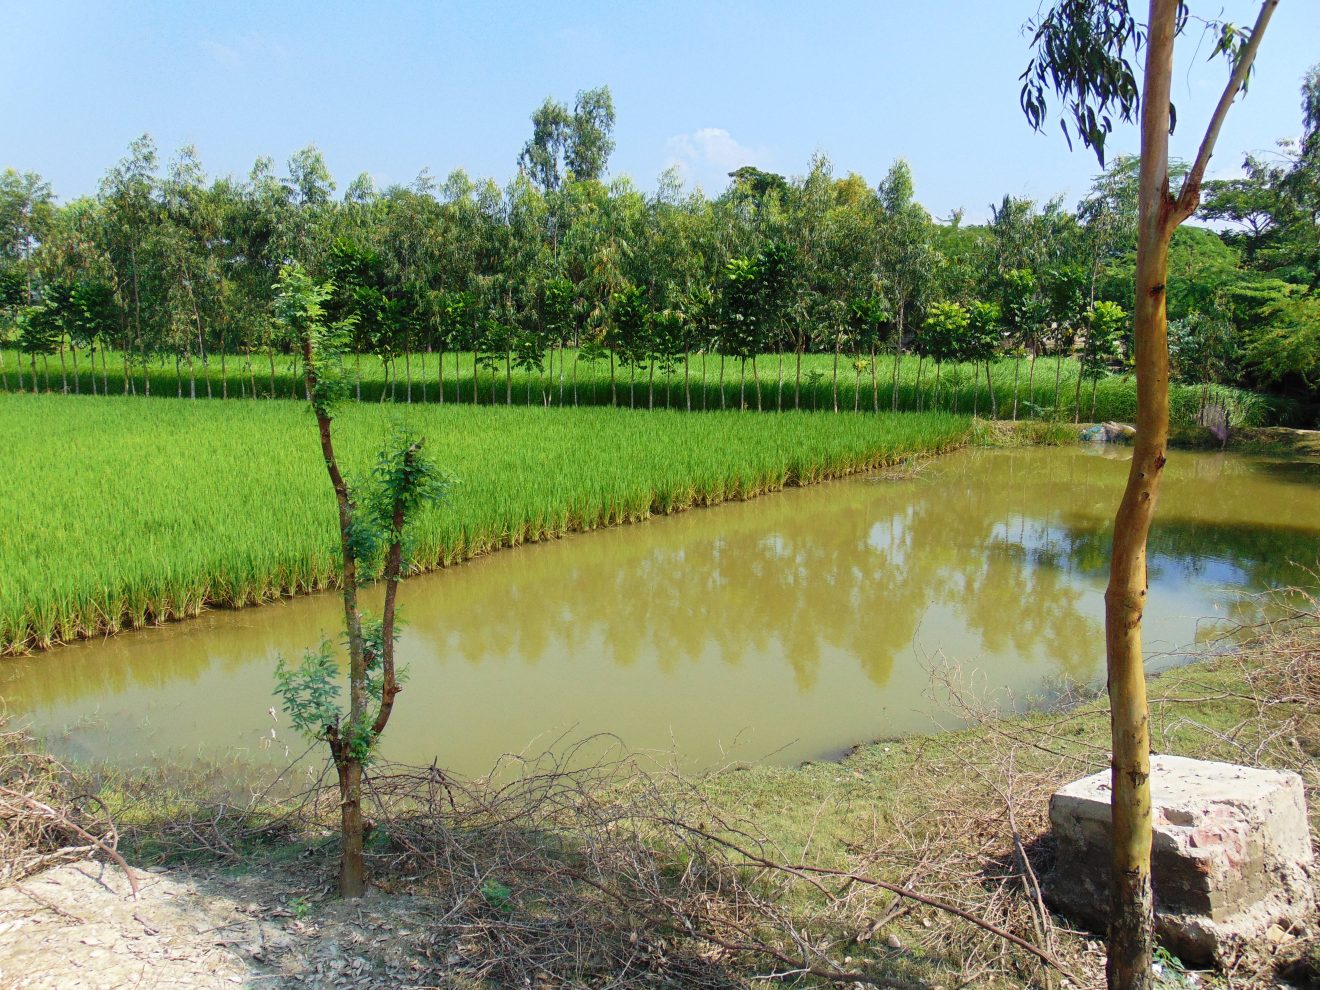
left=0, top=395, right=970, bottom=654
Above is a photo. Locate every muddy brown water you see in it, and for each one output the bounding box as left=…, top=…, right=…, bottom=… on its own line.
left=3, top=447, right=1318, bottom=779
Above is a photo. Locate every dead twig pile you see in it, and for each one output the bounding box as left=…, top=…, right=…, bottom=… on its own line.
left=0, top=715, right=136, bottom=896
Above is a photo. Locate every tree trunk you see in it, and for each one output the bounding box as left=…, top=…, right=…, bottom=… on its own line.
left=892, top=302, right=905, bottom=412
left=986, top=360, right=998, bottom=419
left=831, top=346, right=839, bottom=413
left=891, top=341, right=901, bottom=412
left=336, top=758, right=366, bottom=898
left=871, top=343, right=878, bottom=413
left=1101, top=2, right=1276, bottom=985
left=795, top=347, right=803, bottom=410
left=1012, top=356, right=1022, bottom=421
left=684, top=352, right=691, bottom=412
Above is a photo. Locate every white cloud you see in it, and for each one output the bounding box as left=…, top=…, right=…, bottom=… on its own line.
left=663, top=128, right=769, bottom=194
left=201, top=33, right=286, bottom=68
left=200, top=40, right=242, bottom=67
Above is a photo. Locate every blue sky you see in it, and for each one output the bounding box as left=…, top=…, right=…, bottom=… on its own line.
left=3, top=1, right=1317, bottom=221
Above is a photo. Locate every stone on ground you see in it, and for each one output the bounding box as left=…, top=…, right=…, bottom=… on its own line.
left=1045, top=754, right=1314, bottom=964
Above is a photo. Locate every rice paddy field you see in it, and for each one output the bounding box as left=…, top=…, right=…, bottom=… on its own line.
left=0, top=346, right=1268, bottom=427
left=0, top=394, right=970, bottom=654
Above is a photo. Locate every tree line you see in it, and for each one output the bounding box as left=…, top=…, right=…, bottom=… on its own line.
left=0, top=75, right=1316, bottom=419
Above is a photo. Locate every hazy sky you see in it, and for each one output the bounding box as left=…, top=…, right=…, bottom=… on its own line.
left=4, top=1, right=1318, bottom=221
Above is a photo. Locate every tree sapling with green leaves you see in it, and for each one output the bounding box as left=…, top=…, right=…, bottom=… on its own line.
left=272, top=262, right=452, bottom=899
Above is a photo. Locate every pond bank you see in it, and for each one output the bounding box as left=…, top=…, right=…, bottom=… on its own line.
left=4, top=602, right=1316, bottom=989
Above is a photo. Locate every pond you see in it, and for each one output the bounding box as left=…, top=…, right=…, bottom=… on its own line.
left=3, top=447, right=1318, bottom=778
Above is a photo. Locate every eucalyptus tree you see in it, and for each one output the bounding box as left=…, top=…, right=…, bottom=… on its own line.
left=273, top=262, right=450, bottom=900
left=499, top=175, right=554, bottom=400
left=1022, top=3, right=1278, bottom=985
left=159, top=146, right=221, bottom=399
left=0, top=169, right=54, bottom=317
left=876, top=159, right=938, bottom=410
left=519, top=86, right=616, bottom=191
left=31, top=194, right=122, bottom=394
left=0, top=169, right=56, bottom=393
left=283, top=144, right=336, bottom=269
left=519, top=97, right=573, bottom=194
left=98, top=135, right=160, bottom=394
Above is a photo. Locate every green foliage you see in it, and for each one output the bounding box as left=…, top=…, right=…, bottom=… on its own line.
left=3, top=73, right=1316, bottom=414
left=273, top=264, right=348, bottom=415
left=1169, top=311, right=1237, bottom=386
left=920, top=301, right=969, bottom=363
left=274, top=640, right=342, bottom=740
left=480, top=879, right=514, bottom=914
left=1020, top=0, right=1142, bottom=164
left=1081, top=300, right=1127, bottom=379
left=1246, top=292, right=1320, bottom=387
left=964, top=301, right=1003, bottom=364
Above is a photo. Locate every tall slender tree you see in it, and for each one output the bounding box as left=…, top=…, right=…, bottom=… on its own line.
left=1022, top=3, right=1278, bottom=986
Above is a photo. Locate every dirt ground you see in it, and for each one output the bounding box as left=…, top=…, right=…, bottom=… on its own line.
left=0, top=859, right=452, bottom=990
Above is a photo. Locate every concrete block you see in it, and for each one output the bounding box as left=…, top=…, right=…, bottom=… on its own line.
left=1045, top=755, right=1314, bottom=964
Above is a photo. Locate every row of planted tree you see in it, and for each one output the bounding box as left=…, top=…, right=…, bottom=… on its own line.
left=3, top=70, right=1317, bottom=419
left=0, top=339, right=1252, bottom=429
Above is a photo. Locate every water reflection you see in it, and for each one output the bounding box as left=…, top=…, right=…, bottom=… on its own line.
left=2, top=448, right=1317, bottom=775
